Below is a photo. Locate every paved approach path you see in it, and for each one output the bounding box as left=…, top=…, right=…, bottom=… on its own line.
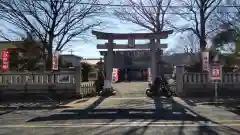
left=0, top=95, right=240, bottom=135
left=112, top=81, right=148, bottom=97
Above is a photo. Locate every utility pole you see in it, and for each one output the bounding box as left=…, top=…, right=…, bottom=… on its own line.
left=69, top=49, right=74, bottom=55
left=68, top=45, right=74, bottom=55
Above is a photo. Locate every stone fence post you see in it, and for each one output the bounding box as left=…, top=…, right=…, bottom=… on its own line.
left=75, top=66, right=82, bottom=96
left=176, top=65, right=185, bottom=96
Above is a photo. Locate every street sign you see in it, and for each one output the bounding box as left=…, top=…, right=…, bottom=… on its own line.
left=209, top=64, right=222, bottom=102
left=209, top=65, right=222, bottom=81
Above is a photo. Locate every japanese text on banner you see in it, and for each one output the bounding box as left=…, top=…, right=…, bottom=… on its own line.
left=1, top=50, right=10, bottom=71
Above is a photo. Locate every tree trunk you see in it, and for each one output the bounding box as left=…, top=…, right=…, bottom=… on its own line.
left=200, top=6, right=206, bottom=51
left=45, top=44, right=53, bottom=71
left=199, top=2, right=207, bottom=72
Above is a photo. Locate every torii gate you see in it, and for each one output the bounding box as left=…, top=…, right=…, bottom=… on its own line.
left=92, top=30, right=173, bottom=92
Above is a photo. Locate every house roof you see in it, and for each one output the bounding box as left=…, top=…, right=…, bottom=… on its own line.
left=162, top=53, right=200, bottom=65
left=60, top=54, right=82, bottom=67
left=0, top=40, right=44, bottom=52
left=99, top=50, right=200, bottom=66
left=0, top=41, right=23, bottom=52
left=81, top=59, right=103, bottom=65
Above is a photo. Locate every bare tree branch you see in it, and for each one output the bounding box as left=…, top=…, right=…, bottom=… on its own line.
left=114, top=0, right=173, bottom=33
left=181, top=32, right=200, bottom=53
left=173, top=0, right=222, bottom=50
left=0, top=0, right=107, bottom=69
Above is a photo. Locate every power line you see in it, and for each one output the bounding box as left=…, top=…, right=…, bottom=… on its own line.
left=0, top=1, right=239, bottom=14
left=78, top=3, right=240, bottom=8
left=0, top=9, right=238, bottom=14
left=36, top=0, right=240, bottom=8
left=2, top=0, right=240, bottom=8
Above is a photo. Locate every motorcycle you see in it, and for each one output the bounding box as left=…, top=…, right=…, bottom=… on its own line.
left=146, top=76, right=173, bottom=98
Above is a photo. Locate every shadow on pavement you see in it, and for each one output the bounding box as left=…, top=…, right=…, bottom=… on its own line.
left=167, top=97, right=240, bottom=135
left=0, top=106, right=72, bottom=110
left=0, top=96, right=93, bottom=111
left=25, top=95, right=240, bottom=135
left=27, top=96, right=206, bottom=122
left=0, top=110, right=13, bottom=116
left=182, top=98, right=240, bottom=116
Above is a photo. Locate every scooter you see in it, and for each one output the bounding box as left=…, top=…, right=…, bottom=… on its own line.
left=146, top=76, right=173, bottom=97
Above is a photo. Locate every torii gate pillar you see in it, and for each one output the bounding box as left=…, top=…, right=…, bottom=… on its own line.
left=150, top=39, right=157, bottom=83
left=104, top=39, right=114, bottom=91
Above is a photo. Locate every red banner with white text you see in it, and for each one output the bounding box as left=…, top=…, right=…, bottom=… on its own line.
left=1, top=50, right=10, bottom=71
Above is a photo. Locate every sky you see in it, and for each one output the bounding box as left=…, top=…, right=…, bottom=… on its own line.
left=63, top=0, right=182, bottom=58
left=0, top=0, right=190, bottom=58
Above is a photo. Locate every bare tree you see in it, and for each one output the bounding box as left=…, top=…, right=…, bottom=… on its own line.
left=226, top=0, right=240, bottom=26
left=179, top=32, right=200, bottom=54
left=210, top=0, right=239, bottom=31
left=211, top=0, right=240, bottom=52
left=0, top=0, right=106, bottom=69
left=114, top=0, right=173, bottom=33
left=173, top=0, right=222, bottom=51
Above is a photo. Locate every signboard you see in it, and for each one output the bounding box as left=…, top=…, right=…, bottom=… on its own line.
left=1, top=50, right=10, bottom=71
left=209, top=65, right=222, bottom=81
left=57, top=75, right=71, bottom=83
left=202, top=51, right=209, bottom=71
left=52, top=51, right=59, bottom=70
left=116, top=50, right=149, bottom=57
left=88, top=72, right=98, bottom=81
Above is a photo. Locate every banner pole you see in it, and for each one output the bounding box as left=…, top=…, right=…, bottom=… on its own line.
left=214, top=81, right=218, bottom=102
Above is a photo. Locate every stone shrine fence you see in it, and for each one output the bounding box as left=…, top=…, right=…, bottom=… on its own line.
left=0, top=70, right=96, bottom=98
left=176, top=65, right=240, bottom=98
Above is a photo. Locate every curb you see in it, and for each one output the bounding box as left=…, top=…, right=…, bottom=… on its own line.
left=197, top=101, right=240, bottom=106
left=0, top=106, right=59, bottom=110
left=174, top=97, right=240, bottom=105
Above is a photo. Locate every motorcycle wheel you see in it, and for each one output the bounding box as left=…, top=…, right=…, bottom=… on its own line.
left=146, top=89, right=153, bottom=97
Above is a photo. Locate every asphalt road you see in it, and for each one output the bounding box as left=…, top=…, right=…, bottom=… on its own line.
left=0, top=82, right=240, bottom=135
left=112, top=81, right=148, bottom=97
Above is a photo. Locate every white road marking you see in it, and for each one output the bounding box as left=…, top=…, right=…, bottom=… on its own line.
left=108, top=97, right=149, bottom=100
left=1, top=120, right=240, bottom=128
left=0, top=118, right=24, bottom=120
left=0, top=123, right=240, bottom=128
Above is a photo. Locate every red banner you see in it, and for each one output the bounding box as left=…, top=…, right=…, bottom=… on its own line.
left=52, top=52, right=59, bottom=70
left=1, top=50, right=10, bottom=71
left=112, top=68, right=119, bottom=82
